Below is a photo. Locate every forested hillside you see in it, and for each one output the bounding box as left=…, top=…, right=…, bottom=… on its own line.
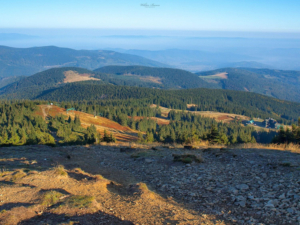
left=197, top=68, right=300, bottom=102
left=0, top=100, right=283, bottom=147
left=0, top=45, right=167, bottom=77
left=0, top=67, right=103, bottom=99
left=35, top=83, right=300, bottom=124
left=95, top=65, right=216, bottom=89
left=0, top=101, right=114, bottom=146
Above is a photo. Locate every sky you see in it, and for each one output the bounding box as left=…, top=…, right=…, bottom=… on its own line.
left=1, top=0, right=300, bottom=32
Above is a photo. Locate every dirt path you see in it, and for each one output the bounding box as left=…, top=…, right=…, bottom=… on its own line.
left=40, top=105, right=51, bottom=119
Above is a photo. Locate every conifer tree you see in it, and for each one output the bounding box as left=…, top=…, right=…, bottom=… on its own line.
left=209, top=124, right=220, bottom=144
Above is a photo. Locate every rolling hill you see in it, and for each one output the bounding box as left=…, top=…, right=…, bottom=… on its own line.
left=0, top=66, right=216, bottom=100
left=94, top=65, right=216, bottom=89
left=10, top=81, right=298, bottom=123
left=197, top=68, right=300, bottom=102
left=2, top=65, right=300, bottom=104
left=0, top=45, right=167, bottom=77
left=0, top=67, right=105, bottom=99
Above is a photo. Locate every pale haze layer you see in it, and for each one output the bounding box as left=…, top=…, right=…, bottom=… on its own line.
left=1, top=0, right=300, bottom=71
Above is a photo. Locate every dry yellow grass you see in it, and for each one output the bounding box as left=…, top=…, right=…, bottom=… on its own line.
left=63, top=70, right=100, bottom=83
left=39, top=105, right=139, bottom=142
left=150, top=104, right=249, bottom=123
left=199, top=72, right=228, bottom=79
left=124, top=74, right=163, bottom=84
left=231, top=143, right=300, bottom=153
left=213, top=72, right=228, bottom=79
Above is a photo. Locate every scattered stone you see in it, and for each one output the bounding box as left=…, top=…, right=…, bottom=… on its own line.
left=236, top=184, right=249, bottom=190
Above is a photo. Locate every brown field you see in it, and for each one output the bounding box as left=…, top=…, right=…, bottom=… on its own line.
left=124, top=74, right=163, bottom=84
left=38, top=105, right=138, bottom=142
left=199, top=72, right=228, bottom=80
left=150, top=104, right=249, bottom=123
left=186, top=104, right=197, bottom=109
left=211, top=72, right=228, bottom=79
left=63, top=70, right=100, bottom=83
left=130, top=116, right=170, bottom=125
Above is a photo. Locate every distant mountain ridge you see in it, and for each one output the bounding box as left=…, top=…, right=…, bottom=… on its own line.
left=1, top=65, right=300, bottom=103
left=94, top=65, right=215, bottom=89
left=0, top=45, right=167, bottom=77
left=0, top=66, right=214, bottom=99
left=197, top=68, right=300, bottom=102
left=108, top=48, right=268, bottom=72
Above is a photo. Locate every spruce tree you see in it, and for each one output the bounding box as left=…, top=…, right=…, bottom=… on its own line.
left=209, top=124, right=220, bottom=144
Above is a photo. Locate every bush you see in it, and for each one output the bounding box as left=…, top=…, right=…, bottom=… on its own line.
left=42, top=191, right=64, bottom=206
left=54, top=165, right=68, bottom=176
left=64, top=195, right=94, bottom=208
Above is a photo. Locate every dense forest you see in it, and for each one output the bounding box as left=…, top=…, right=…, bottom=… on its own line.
left=94, top=65, right=215, bottom=89
left=57, top=100, right=278, bottom=144
left=0, top=101, right=115, bottom=146
left=272, top=118, right=300, bottom=144
left=37, top=83, right=300, bottom=124
left=0, top=99, right=286, bottom=147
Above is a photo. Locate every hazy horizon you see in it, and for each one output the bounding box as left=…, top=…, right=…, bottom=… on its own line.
left=1, top=0, right=300, bottom=71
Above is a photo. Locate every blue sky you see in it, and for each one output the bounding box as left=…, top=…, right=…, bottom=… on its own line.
left=1, top=0, right=300, bottom=32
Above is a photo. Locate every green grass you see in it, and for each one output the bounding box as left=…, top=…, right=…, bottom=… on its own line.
left=64, top=195, right=94, bottom=209
left=173, top=154, right=204, bottom=163
left=138, top=182, right=149, bottom=191
left=54, top=165, right=68, bottom=176
left=42, top=190, right=64, bottom=206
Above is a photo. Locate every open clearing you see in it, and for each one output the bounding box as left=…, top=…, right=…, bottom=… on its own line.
left=38, top=105, right=139, bottom=142
left=63, top=70, right=100, bottom=83
left=130, top=116, right=170, bottom=125
left=199, top=72, right=228, bottom=80
left=150, top=104, right=250, bottom=123
left=124, top=74, right=163, bottom=84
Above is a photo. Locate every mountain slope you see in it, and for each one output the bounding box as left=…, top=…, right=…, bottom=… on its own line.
left=33, top=82, right=300, bottom=123
left=0, top=45, right=167, bottom=77
left=0, top=67, right=104, bottom=99
left=197, top=68, right=300, bottom=102
left=94, top=65, right=216, bottom=89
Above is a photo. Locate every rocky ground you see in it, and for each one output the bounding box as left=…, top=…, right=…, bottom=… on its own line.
left=0, top=144, right=300, bottom=224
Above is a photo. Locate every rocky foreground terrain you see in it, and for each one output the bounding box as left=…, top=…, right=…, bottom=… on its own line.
left=0, top=144, right=300, bottom=224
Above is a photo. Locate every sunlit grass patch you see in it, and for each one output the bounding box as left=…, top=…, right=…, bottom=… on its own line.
left=54, top=165, right=68, bottom=176
left=64, top=195, right=94, bottom=209
left=42, top=190, right=64, bottom=207
left=10, top=169, right=27, bottom=182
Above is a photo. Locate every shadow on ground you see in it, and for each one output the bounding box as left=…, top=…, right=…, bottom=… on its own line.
left=19, top=211, right=134, bottom=225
